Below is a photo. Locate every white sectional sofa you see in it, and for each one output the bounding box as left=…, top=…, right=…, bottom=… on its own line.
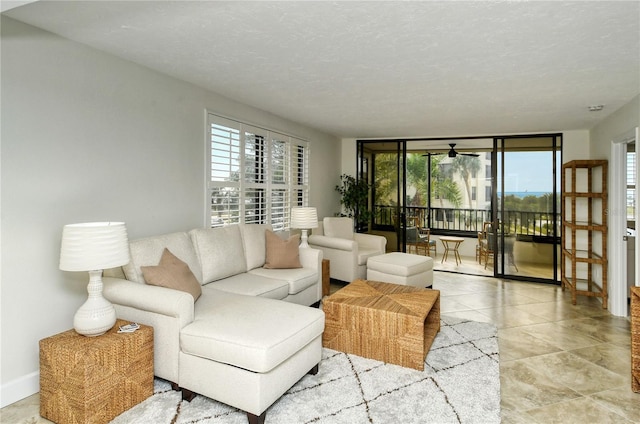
left=102, top=223, right=325, bottom=424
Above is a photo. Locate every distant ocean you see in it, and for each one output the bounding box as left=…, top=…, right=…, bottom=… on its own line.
left=503, top=191, right=551, bottom=198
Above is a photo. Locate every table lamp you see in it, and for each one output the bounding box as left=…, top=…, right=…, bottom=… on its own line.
left=59, top=222, right=130, bottom=336
left=291, top=207, right=318, bottom=248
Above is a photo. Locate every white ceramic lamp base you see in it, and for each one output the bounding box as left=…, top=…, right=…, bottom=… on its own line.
left=73, top=270, right=117, bottom=337
left=299, top=229, right=310, bottom=248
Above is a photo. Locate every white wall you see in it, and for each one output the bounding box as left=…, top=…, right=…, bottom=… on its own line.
left=0, top=17, right=341, bottom=406
left=591, top=94, right=640, bottom=160
left=341, top=138, right=358, bottom=177
left=562, top=130, right=590, bottom=161
left=590, top=95, right=640, bottom=315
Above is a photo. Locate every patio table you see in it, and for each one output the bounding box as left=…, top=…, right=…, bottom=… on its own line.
left=440, top=236, right=465, bottom=265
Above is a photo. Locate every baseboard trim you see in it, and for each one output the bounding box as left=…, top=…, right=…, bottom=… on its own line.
left=1, top=371, right=39, bottom=408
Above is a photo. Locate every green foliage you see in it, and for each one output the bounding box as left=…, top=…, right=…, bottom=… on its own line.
left=452, top=156, right=481, bottom=207
left=502, top=193, right=556, bottom=212
left=372, top=153, right=463, bottom=209
left=373, top=154, right=398, bottom=206
left=406, top=154, right=428, bottom=206
left=434, top=179, right=462, bottom=207
left=430, top=155, right=462, bottom=208
left=335, top=174, right=372, bottom=225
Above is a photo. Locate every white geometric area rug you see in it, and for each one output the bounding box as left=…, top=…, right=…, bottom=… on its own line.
left=112, top=316, right=500, bottom=424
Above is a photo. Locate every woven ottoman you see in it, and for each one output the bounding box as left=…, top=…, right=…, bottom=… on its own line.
left=367, top=252, right=433, bottom=288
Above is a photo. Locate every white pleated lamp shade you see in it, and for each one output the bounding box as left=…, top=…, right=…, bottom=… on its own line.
left=291, top=207, right=318, bottom=229
left=59, top=222, right=130, bottom=271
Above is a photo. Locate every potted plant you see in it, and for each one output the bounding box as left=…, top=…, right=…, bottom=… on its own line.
left=335, top=174, right=371, bottom=231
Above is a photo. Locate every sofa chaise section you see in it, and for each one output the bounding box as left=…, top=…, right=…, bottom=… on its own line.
left=180, top=289, right=324, bottom=422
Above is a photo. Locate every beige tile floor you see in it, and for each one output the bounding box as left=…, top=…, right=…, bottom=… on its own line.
left=3, top=263, right=639, bottom=423
left=429, top=271, right=639, bottom=423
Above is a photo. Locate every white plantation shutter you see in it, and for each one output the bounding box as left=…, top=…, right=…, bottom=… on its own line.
left=270, top=134, right=290, bottom=230
left=210, top=121, right=240, bottom=182
left=209, top=117, right=241, bottom=227
left=244, top=125, right=269, bottom=225
left=271, top=135, right=289, bottom=185
left=271, top=188, right=289, bottom=231
left=207, top=113, right=309, bottom=229
left=292, top=139, right=310, bottom=207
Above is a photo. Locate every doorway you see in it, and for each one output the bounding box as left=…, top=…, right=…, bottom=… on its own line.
left=610, top=127, right=639, bottom=316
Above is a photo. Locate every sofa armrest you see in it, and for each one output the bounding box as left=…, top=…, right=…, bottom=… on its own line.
left=298, top=246, right=321, bottom=270
left=103, top=277, right=195, bottom=328
left=300, top=247, right=323, bottom=302
left=308, top=234, right=357, bottom=252
left=354, top=233, right=387, bottom=252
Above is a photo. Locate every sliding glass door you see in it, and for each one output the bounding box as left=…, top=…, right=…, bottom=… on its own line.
left=358, top=140, right=408, bottom=251
left=358, top=135, right=562, bottom=284
left=495, top=136, right=562, bottom=283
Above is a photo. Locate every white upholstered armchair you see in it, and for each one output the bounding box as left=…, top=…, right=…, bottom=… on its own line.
left=308, top=217, right=386, bottom=282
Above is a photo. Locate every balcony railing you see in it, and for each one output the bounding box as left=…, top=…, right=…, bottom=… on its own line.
left=373, top=205, right=559, bottom=241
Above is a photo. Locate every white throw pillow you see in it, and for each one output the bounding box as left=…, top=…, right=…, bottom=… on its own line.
left=189, top=226, right=247, bottom=283
left=239, top=223, right=271, bottom=270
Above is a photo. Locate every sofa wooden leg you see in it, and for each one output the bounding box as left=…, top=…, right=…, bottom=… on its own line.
left=181, top=388, right=196, bottom=402
left=170, top=382, right=180, bottom=391
left=308, top=364, right=319, bottom=375
left=247, top=411, right=266, bottom=424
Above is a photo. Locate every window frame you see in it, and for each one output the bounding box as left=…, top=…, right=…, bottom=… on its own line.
left=206, top=113, right=310, bottom=229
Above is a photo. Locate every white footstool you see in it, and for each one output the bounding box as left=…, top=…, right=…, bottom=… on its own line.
left=367, top=252, right=434, bottom=288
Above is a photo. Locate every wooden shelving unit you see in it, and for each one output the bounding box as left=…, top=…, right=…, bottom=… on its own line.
left=561, top=160, right=608, bottom=309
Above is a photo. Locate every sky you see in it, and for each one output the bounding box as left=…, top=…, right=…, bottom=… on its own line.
left=500, top=152, right=558, bottom=193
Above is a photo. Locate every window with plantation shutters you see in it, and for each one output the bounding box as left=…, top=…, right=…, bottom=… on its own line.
left=207, top=113, right=310, bottom=229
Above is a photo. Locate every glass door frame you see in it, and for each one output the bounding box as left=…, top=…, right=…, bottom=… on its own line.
left=358, top=140, right=408, bottom=252
left=493, top=134, right=562, bottom=284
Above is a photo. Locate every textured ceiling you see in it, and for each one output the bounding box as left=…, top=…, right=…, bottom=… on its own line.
left=3, top=1, right=640, bottom=139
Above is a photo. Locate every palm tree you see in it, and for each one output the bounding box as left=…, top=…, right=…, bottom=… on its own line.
left=371, top=152, right=463, bottom=227
left=406, top=153, right=428, bottom=205
left=431, top=158, right=462, bottom=225
left=452, top=155, right=481, bottom=208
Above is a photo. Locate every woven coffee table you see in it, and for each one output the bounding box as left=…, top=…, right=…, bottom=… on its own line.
left=322, top=279, right=440, bottom=370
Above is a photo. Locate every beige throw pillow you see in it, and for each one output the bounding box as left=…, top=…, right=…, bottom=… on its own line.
left=141, top=248, right=202, bottom=301
left=264, top=230, right=302, bottom=269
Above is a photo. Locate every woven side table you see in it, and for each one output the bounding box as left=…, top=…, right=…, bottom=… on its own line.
left=632, top=287, right=640, bottom=393
left=39, top=319, right=153, bottom=424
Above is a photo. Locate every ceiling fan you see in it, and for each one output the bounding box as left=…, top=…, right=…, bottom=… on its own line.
left=423, top=143, right=480, bottom=158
